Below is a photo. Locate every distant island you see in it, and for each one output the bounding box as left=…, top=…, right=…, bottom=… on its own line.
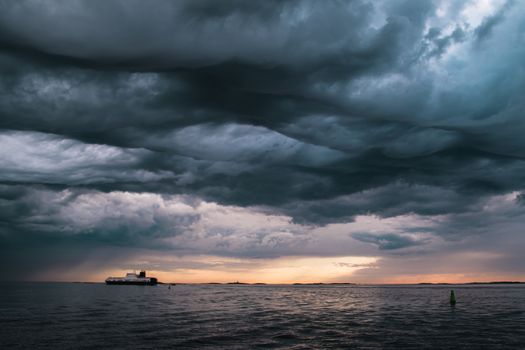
left=418, top=281, right=525, bottom=285
left=18, top=280, right=525, bottom=285
left=156, top=281, right=524, bottom=286
left=157, top=282, right=358, bottom=285
left=293, top=282, right=356, bottom=285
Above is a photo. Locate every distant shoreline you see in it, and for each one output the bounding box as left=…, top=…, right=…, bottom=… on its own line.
left=138, top=281, right=525, bottom=286
left=6, top=281, right=525, bottom=285
left=417, top=281, right=525, bottom=285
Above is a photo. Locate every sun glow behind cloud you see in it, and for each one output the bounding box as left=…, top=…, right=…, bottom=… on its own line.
left=34, top=255, right=379, bottom=284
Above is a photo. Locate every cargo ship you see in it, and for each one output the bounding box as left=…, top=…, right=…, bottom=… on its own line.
left=105, top=271, right=158, bottom=285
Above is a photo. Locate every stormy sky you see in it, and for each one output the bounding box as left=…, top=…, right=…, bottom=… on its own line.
left=1, top=0, right=525, bottom=283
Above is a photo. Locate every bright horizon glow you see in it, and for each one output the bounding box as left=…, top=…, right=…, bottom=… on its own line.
left=31, top=254, right=525, bottom=284
left=34, top=255, right=378, bottom=284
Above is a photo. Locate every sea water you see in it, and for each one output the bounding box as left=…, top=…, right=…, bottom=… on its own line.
left=1, top=283, right=524, bottom=349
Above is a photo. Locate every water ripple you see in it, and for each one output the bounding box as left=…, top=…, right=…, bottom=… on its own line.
left=1, top=283, right=525, bottom=349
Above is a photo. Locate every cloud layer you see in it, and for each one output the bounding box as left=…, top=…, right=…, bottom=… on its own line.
left=1, top=0, right=525, bottom=281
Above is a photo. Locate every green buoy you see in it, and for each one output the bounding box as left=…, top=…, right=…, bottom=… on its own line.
left=450, top=290, right=456, bottom=305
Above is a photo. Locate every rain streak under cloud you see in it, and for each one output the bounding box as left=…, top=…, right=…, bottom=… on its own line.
left=1, top=0, right=525, bottom=283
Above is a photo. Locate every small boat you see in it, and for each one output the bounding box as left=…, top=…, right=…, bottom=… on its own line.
left=105, top=271, right=158, bottom=286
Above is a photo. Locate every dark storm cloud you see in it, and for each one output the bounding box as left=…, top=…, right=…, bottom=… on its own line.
left=474, top=0, right=515, bottom=42
left=0, top=184, right=200, bottom=278
left=1, top=0, right=525, bottom=278
left=0, top=0, right=385, bottom=69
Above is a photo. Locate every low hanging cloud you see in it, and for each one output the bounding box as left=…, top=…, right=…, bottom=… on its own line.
left=351, top=232, right=427, bottom=250
left=0, top=130, right=174, bottom=184
left=1, top=0, right=525, bottom=281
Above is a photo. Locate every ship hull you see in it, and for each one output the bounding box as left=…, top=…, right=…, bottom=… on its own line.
left=105, top=279, right=157, bottom=286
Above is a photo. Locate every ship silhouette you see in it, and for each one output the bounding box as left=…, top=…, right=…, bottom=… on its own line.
left=105, top=271, right=158, bottom=285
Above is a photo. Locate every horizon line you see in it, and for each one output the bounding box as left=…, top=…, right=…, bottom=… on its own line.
left=6, top=280, right=525, bottom=285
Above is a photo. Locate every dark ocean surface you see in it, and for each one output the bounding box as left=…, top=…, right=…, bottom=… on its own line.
left=1, top=283, right=525, bottom=349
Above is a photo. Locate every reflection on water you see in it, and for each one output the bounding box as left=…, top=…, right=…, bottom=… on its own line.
left=1, top=283, right=525, bottom=349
